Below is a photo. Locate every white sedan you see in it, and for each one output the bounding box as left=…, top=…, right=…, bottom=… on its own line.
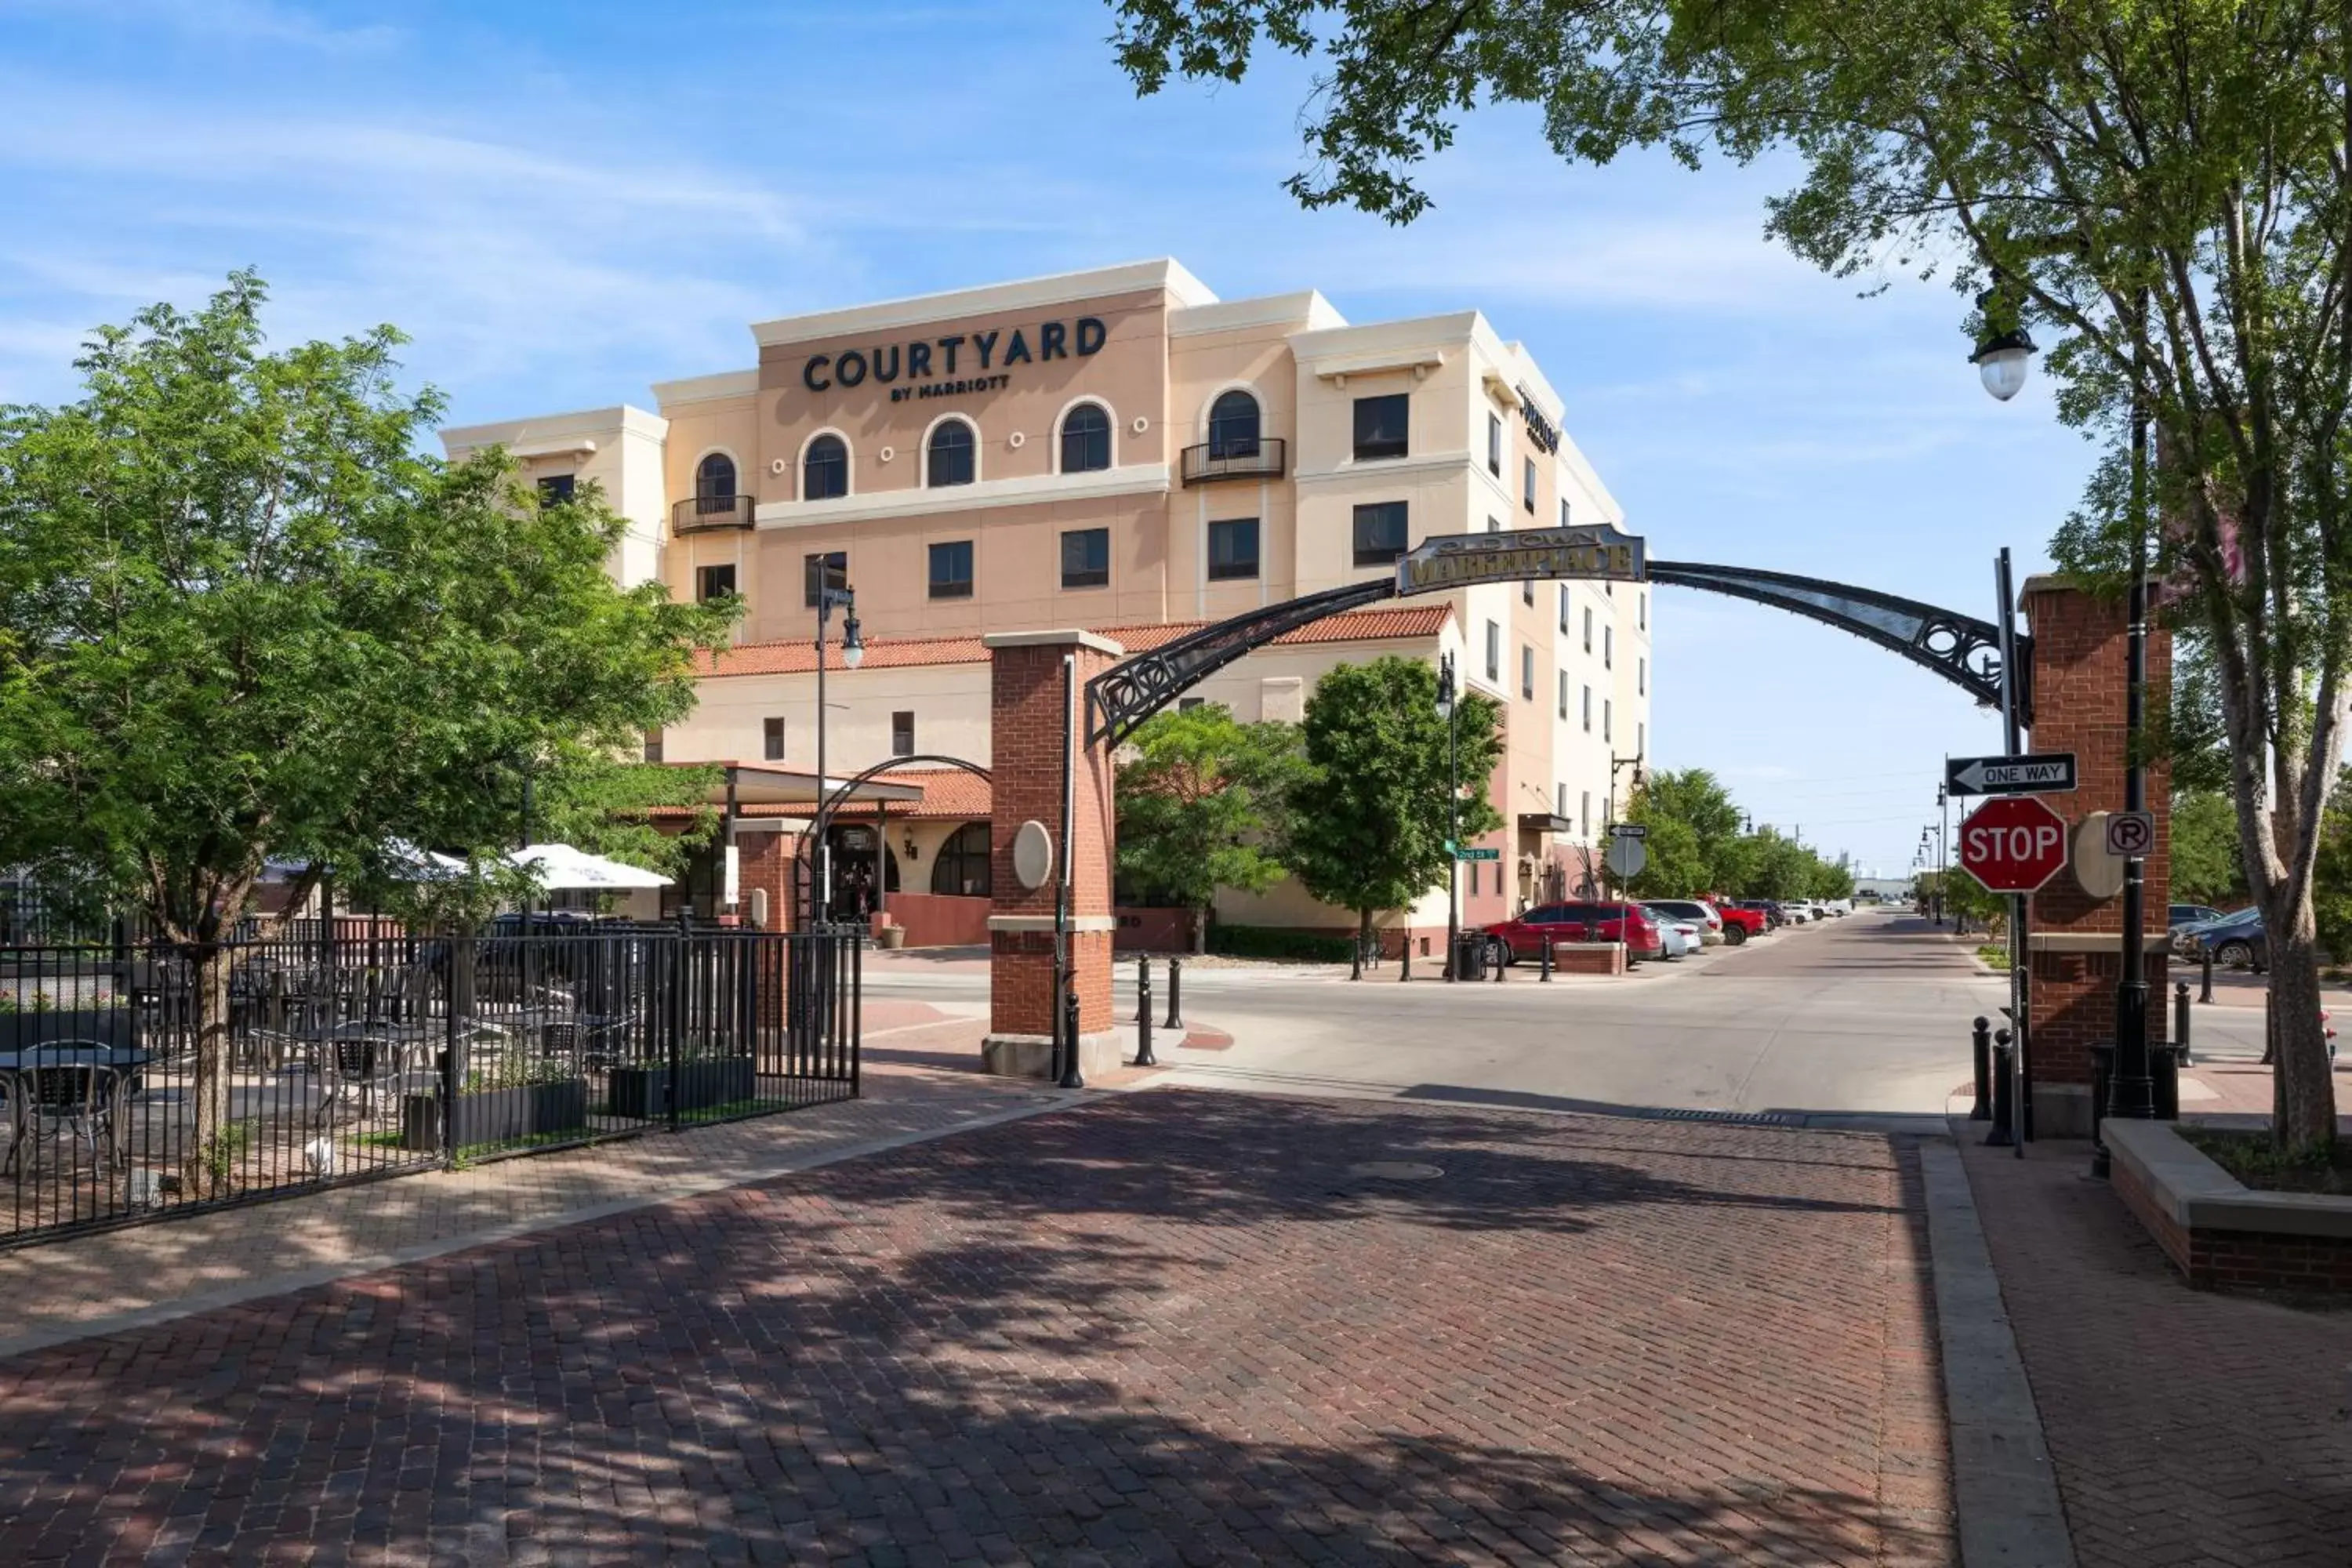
left=1645, top=906, right=1700, bottom=960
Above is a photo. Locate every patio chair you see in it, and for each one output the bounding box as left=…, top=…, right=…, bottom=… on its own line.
left=314, top=1033, right=402, bottom=1125
left=1, top=1051, right=122, bottom=1177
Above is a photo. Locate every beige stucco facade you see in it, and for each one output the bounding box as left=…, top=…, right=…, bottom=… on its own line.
left=442, top=259, right=1653, bottom=931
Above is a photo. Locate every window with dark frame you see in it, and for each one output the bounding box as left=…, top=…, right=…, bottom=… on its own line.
left=535, top=474, right=575, bottom=507
left=1583, top=606, right=1593, bottom=653
left=1521, top=644, right=1534, bottom=700
left=1207, top=517, right=1260, bottom=580
left=1207, top=390, right=1261, bottom=458
left=643, top=729, right=663, bottom=764
left=1559, top=585, right=1570, bottom=634
left=695, top=563, right=736, bottom=602
left=1486, top=620, right=1501, bottom=683
left=927, top=419, right=976, bottom=487
left=803, top=550, right=847, bottom=607
left=1640, top=591, right=1648, bottom=630
left=1639, top=656, right=1646, bottom=695
left=695, top=453, right=737, bottom=513
left=1351, top=501, right=1407, bottom=565
left=1061, top=527, right=1110, bottom=589
left=1582, top=685, right=1592, bottom=731
left=1060, top=403, right=1112, bottom=474
left=1557, top=670, right=1567, bottom=719
left=1487, top=412, right=1502, bottom=475
left=1560, top=497, right=1571, bottom=528
left=1605, top=699, right=1613, bottom=744
left=1352, top=393, right=1409, bottom=460
left=928, top=539, right=974, bottom=599
left=1523, top=456, right=1537, bottom=513
left=762, top=717, right=785, bottom=761
left=1605, top=626, right=1613, bottom=668
left=928, top=822, right=992, bottom=898
left=891, top=711, right=914, bottom=757
left=803, top=434, right=849, bottom=500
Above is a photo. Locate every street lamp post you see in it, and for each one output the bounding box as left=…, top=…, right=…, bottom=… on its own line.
left=2108, top=294, right=2158, bottom=1134
left=1436, top=652, right=1460, bottom=981
left=810, top=579, right=863, bottom=929
left=1936, top=784, right=1949, bottom=926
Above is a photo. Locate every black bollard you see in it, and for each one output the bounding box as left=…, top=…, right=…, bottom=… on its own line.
left=1134, top=964, right=1156, bottom=1068
left=1540, top=938, right=1552, bottom=983
left=1164, top=957, right=1184, bottom=1032
left=1058, top=984, right=1086, bottom=1090
left=2089, top=1043, right=2114, bottom=1178
left=2152, top=1041, right=2179, bottom=1121
left=1492, top=941, right=1506, bottom=982
left=1986, top=1033, right=2016, bottom=1148
left=1969, top=1015, right=1992, bottom=1120
left=1135, top=955, right=1152, bottom=1024
left=2200, top=946, right=2214, bottom=1004
left=2174, top=981, right=2193, bottom=1066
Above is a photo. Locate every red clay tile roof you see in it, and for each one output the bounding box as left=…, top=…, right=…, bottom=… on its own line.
left=829, top=768, right=993, bottom=820
left=700, top=604, right=1452, bottom=678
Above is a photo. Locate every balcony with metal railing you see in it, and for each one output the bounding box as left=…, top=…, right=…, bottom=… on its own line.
left=672, top=495, right=757, bottom=533
left=1178, top=437, right=1287, bottom=486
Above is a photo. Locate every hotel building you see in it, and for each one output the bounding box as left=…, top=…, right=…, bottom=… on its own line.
left=441, top=260, right=1651, bottom=949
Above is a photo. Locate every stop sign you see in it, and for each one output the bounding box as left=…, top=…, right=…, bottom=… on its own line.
left=1959, top=795, right=2070, bottom=892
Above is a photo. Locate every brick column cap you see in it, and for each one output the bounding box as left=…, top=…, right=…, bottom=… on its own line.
left=2019, top=574, right=2092, bottom=600
left=984, top=628, right=1127, bottom=657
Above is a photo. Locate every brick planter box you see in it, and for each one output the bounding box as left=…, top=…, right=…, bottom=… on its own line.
left=607, top=1054, right=757, bottom=1120
left=2105, top=1119, right=2352, bottom=1294
left=1549, top=942, right=1627, bottom=976
left=401, top=1080, right=589, bottom=1153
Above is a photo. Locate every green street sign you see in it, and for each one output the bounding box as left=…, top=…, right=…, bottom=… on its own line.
left=1455, top=847, right=1501, bottom=862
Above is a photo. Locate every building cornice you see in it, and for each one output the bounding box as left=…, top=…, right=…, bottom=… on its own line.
left=1168, top=290, right=1346, bottom=339
left=439, top=404, right=667, bottom=457
left=753, top=463, right=1171, bottom=529
left=749, top=260, right=1217, bottom=349
left=1293, top=450, right=1479, bottom=488
left=650, top=369, right=759, bottom=408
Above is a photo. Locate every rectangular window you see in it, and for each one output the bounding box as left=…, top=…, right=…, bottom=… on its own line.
left=535, top=474, right=575, bottom=507
left=1604, top=626, right=1613, bottom=669
left=1351, top=502, right=1408, bottom=565
left=927, top=539, right=974, bottom=599
left=1605, top=699, right=1613, bottom=744
left=1523, top=579, right=1534, bottom=607
left=1207, top=517, right=1260, bottom=580
left=1560, top=497, right=1571, bottom=528
left=1583, top=607, right=1593, bottom=653
left=1557, top=782, right=1568, bottom=818
left=1639, top=656, right=1646, bottom=696
left=1485, top=620, right=1501, bottom=683
left=1487, top=514, right=1502, bottom=534
left=1557, top=670, right=1568, bottom=720
left=1559, top=586, right=1570, bottom=635
left=1353, top=393, right=1410, bottom=460
left=762, top=717, right=785, bottom=762
left=1520, top=644, right=1534, bottom=700
left=1640, top=591, right=1648, bottom=630
left=1637, top=720, right=1646, bottom=757
left=643, top=729, right=663, bottom=764
left=695, top=564, right=737, bottom=602
left=803, top=550, right=846, bottom=607
left=1487, top=412, right=1502, bottom=476
left=1581, top=790, right=1591, bottom=835
left=1582, top=685, right=1592, bottom=731
left=1523, top=456, right=1537, bottom=514
left=891, top=710, right=914, bottom=757
left=1061, top=527, right=1110, bottom=589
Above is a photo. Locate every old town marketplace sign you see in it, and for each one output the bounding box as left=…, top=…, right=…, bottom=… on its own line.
left=1396, top=523, right=1646, bottom=594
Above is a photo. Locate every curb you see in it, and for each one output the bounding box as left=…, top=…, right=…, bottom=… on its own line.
left=1920, top=1134, right=2077, bottom=1566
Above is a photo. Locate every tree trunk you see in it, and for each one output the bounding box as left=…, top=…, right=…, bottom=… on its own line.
left=1193, top=906, right=1208, bottom=956
left=2263, top=884, right=2338, bottom=1152
left=186, top=943, right=238, bottom=1197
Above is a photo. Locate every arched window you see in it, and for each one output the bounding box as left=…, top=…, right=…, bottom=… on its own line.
left=803, top=434, right=848, bottom=501
left=1059, top=402, right=1112, bottom=474
left=929, top=822, right=993, bottom=898
left=1207, top=390, right=1261, bottom=459
left=927, top=419, right=976, bottom=488
left=694, top=452, right=737, bottom=514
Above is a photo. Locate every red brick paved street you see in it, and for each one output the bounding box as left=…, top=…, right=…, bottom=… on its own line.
left=0, top=1091, right=1952, bottom=1565
left=1958, top=1131, right=2352, bottom=1566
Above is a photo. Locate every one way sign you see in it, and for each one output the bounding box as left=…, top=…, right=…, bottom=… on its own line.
left=1945, top=753, right=2078, bottom=797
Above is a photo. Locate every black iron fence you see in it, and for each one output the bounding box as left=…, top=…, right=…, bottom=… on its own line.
left=0, top=923, right=859, bottom=1248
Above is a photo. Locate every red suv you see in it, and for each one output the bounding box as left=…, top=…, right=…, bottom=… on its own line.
left=1476, top=902, right=1664, bottom=965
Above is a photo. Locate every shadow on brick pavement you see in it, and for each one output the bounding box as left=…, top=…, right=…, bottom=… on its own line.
left=0, top=1090, right=1954, bottom=1565
left=1958, top=1131, right=2352, bottom=1566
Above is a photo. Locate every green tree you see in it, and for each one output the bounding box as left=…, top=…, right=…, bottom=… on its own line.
left=1286, top=656, right=1503, bottom=962
left=1624, top=768, right=1745, bottom=894
left=1111, top=1, right=2352, bottom=1147
left=1116, top=705, right=1305, bottom=952
left=0, top=274, right=734, bottom=1187
left=2172, top=789, right=2251, bottom=910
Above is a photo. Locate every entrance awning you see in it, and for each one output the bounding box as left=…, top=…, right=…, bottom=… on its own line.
left=1517, top=812, right=1576, bottom=834
left=688, top=763, right=926, bottom=809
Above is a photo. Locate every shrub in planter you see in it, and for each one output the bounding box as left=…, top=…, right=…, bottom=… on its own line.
left=1206, top=924, right=1356, bottom=964
left=402, top=1079, right=589, bottom=1152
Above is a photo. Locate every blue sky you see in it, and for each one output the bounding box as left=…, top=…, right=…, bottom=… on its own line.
left=0, top=0, right=2098, bottom=876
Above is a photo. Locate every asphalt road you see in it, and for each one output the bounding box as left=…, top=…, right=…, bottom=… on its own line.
left=870, top=909, right=2007, bottom=1124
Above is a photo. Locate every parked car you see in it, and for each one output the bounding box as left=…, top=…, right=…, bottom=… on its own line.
left=2185, top=908, right=2267, bottom=971
left=1733, top=898, right=1790, bottom=930
left=1475, top=902, right=1664, bottom=965
left=1701, top=901, right=1767, bottom=945
left=1819, top=898, right=1853, bottom=916
left=2168, top=903, right=2227, bottom=933
left=2171, top=906, right=2252, bottom=958
left=1644, top=906, right=1700, bottom=959
left=1646, top=899, right=1727, bottom=946
left=1781, top=901, right=1816, bottom=924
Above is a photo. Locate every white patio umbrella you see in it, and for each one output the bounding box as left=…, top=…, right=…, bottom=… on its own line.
left=508, top=843, right=673, bottom=891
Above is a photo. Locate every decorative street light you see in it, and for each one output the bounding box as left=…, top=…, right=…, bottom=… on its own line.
left=811, top=577, right=862, bottom=928
left=1970, top=281, right=2038, bottom=402
left=1436, top=652, right=1460, bottom=981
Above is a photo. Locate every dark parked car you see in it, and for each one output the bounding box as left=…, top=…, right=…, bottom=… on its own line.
left=1475, top=902, right=1664, bottom=965
left=1730, top=898, right=1788, bottom=929
left=2185, top=909, right=2267, bottom=972
left=2168, top=903, right=2227, bottom=932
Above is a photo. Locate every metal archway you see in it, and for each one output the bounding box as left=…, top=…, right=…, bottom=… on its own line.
left=1086, top=524, right=2027, bottom=747
left=789, top=753, right=992, bottom=928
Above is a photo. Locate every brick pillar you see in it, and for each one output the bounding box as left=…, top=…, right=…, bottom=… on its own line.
left=734, top=829, right=800, bottom=932
left=981, top=630, right=1125, bottom=1079
left=2020, top=578, right=2172, bottom=1136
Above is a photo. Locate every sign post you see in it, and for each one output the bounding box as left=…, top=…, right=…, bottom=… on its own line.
left=1958, top=796, right=2071, bottom=893
left=1991, top=551, right=2031, bottom=1153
